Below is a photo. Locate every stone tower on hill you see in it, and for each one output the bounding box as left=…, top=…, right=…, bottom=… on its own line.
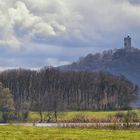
left=124, top=35, right=131, bottom=49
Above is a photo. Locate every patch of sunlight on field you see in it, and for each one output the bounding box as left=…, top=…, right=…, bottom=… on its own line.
left=0, top=126, right=140, bottom=140
left=29, top=110, right=140, bottom=122
left=29, top=111, right=123, bottom=121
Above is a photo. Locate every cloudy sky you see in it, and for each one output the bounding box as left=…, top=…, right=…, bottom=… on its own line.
left=0, top=0, right=140, bottom=69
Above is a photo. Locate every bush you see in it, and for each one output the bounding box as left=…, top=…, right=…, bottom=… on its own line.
left=115, top=112, right=125, bottom=121
left=72, top=114, right=88, bottom=122
left=123, top=111, right=138, bottom=128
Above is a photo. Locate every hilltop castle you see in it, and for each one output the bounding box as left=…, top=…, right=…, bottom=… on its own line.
left=124, top=35, right=131, bottom=49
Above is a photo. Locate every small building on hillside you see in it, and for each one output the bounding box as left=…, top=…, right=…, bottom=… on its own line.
left=124, top=35, right=131, bottom=50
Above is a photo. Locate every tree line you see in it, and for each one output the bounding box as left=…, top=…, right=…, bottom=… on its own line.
left=0, top=68, right=138, bottom=122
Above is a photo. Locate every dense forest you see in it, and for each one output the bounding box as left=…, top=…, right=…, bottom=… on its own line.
left=0, top=68, right=138, bottom=118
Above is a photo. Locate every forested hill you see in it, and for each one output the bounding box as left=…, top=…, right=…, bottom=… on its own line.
left=59, top=47, right=140, bottom=89
left=0, top=68, right=138, bottom=112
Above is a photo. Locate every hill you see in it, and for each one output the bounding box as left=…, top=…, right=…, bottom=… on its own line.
left=59, top=47, right=140, bottom=106
left=60, top=47, right=140, bottom=84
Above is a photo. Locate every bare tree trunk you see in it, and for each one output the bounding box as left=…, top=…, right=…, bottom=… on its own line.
left=54, top=110, right=57, bottom=122
left=39, top=110, right=43, bottom=122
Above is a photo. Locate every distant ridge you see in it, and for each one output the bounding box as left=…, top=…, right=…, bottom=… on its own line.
left=59, top=36, right=140, bottom=106
left=59, top=47, right=140, bottom=85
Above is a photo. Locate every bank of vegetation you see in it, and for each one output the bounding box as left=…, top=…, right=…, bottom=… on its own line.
left=0, top=68, right=138, bottom=122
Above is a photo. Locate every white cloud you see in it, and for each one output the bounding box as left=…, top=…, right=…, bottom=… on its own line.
left=0, top=0, right=67, bottom=49
left=47, top=58, right=70, bottom=67
left=0, top=37, right=20, bottom=49
left=8, top=1, right=38, bottom=28
left=1, top=0, right=140, bottom=48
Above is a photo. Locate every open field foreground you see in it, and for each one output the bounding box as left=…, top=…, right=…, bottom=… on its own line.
left=0, top=126, right=140, bottom=140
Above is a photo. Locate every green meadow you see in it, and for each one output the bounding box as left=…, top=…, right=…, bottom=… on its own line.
left=29, top=110, right=140, bottom=122
left=29, top=111, right=121, bottom=121
left=0, top=125, right=140, bottom=140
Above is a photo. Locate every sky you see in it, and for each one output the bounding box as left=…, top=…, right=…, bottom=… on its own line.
left=0, top=0, right=140, bottom=69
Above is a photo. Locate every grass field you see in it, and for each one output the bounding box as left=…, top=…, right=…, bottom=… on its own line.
left=29, top=111, right=122, bottom=121
left=0, top=125, right=140, bottom=140
left=29, top=110, right=140, bottom=122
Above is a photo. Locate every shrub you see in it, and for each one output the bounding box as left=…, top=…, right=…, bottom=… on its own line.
left=72, top=114, right=88, bottom=122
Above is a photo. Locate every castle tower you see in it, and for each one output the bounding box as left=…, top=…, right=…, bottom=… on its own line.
left=124, top=35, right=131, bottom=49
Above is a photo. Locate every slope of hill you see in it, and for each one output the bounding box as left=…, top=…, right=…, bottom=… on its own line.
left=60, top=47, right=140, bottom=84
left=59, top=47, right=140, bottom=106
